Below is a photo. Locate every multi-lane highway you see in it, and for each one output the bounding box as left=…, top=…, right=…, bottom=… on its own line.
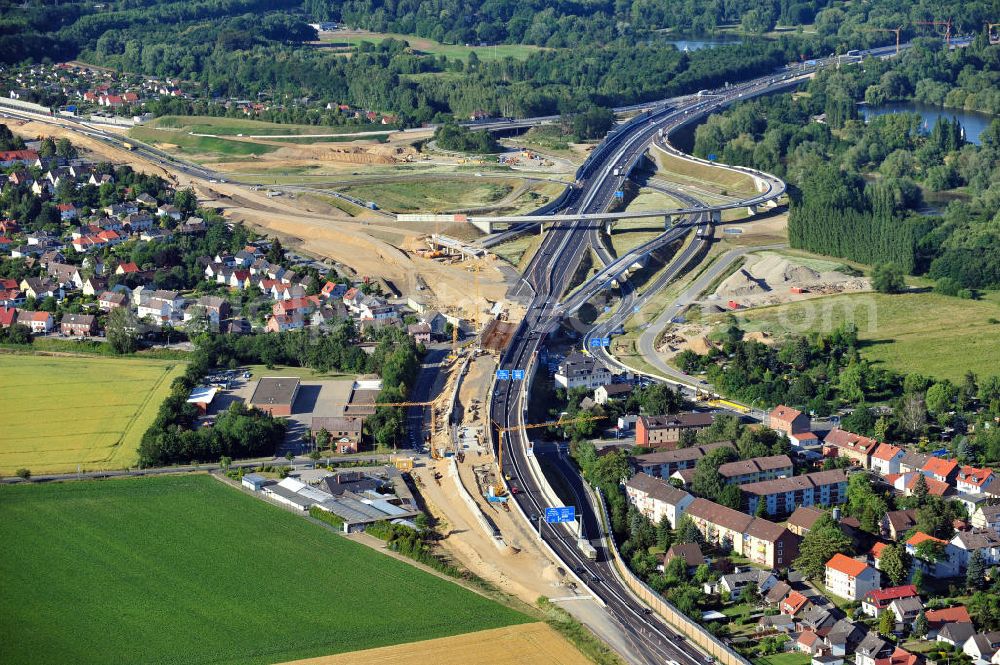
left=485, top=45, right=923, bottom=665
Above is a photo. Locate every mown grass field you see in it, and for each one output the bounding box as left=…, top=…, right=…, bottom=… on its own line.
left=321, top=31, right=545, bottom=62
left=725, top=291, right=1000, bottom=382
left=610, top=189, right=680, bottom=256
left=652, top=148, right=757, bottom=196
left=0, top=476, right=530, bottom=665
left=0, top=354, right=185, bottom=475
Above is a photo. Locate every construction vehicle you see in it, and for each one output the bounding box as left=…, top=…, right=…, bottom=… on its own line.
left=122, top=141, right=135, bottom=151
left=491, top=414, right=605, bottom=496
left=578, top=540, right=598, bottom=561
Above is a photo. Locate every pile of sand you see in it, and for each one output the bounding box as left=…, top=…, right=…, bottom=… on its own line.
left=687, top=336, right=715, bottom=355
left=716, top=254, right=868, bottom=303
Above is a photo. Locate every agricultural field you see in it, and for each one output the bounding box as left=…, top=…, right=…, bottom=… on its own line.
left=0, top=475, right=531, bottom=665
left=0, top=354, right=185, bottom=475
left=724, top=291, right=1000, bottom=382
left=320, top=30, right=545, bottom=62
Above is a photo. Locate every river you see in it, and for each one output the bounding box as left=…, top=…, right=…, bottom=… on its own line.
left=860, top=101, right=995, bottom=146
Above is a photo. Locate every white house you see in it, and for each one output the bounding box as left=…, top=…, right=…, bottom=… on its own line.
left=554, top=352, right=612, bottom=390
left=972, top=505, right=1000, bottom=532
left=624, top=473, right=694, bottom=528
left=870, top=443, right=906, bottom=476
left=825, top=554, right=880, bottom=601
left=950, top=529, right=1000, bottom=573
left=966, top=632, right=1000, bottom=665
left=957, top=466, right=995, bottom=495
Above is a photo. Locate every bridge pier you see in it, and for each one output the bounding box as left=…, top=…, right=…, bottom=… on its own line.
left=664, top=215, right=673, bottom=229
left=711, top=210, right=722, bottom=224
left=746, top=204, right=758, bottom=217
left=605, top=220, right=615, bottom=235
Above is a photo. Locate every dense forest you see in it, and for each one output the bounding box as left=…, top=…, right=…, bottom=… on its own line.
left=1, top=0, right=995, bottom=123
left=692, top=38, right=1000, bottom=289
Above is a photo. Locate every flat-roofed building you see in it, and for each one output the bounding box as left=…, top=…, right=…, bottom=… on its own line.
left=249, top=377, right=300, bottom=416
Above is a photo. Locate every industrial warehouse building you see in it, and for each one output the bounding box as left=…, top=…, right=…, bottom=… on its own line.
left=249, top=377, right=300, bottom=416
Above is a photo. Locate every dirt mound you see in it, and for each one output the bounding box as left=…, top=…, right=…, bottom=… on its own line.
left=719, top=267, right=768, bottom=297
left=745, top=331, right=774, bottom=345
left=688, top=336, right=715, bottom=355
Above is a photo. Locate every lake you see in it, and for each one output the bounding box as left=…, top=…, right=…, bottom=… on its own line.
left=860, top=101, right=995, bottom=146
left=662, top=37, right=742, bottom=51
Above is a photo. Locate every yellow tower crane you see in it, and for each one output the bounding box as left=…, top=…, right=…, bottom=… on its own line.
left=491, top=414, right=606, bottom=495
left=864, top=26, right=903, bottom=54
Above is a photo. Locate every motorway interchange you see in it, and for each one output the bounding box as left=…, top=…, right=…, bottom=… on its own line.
left=483, top=41, right=950, bottom=665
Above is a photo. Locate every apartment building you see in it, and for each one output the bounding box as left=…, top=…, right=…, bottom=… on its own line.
left=740, top=469, right=849, bottom=517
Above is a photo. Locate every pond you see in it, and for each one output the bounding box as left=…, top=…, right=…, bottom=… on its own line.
left=860, top=101, right=995, bottom=146
left=661, top=36, right=742, bottom=51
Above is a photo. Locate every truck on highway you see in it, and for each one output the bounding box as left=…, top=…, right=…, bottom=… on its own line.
left=578, top=539, right=597, bottom=561
left=122, top=142, right=135, bottom=151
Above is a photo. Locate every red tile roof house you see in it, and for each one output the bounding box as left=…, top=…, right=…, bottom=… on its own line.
left=906, top=531, right=959, bottom=578
left=769, top=404, right=811, bottom=437
left=60, top=313, right=97, bottom=337
left=824, top=553, right=881, bottom=601
left=923, top=456, right=961, bottom=484
left=892, top=472, right=951, bottom=498
left=957, top=466, right=995, bottom=494
left=870, top=443, right=906, bottom=476
left=861, top=585, right=919, bottom=617
left=17, top=311, right=54, bottom=334
left=924, top=606, right=973, bottom=639
left=0, top=306, right=17, bottom=327
left=874, top=647, right=921, bottom=665
left=781, top=590, right=810, bottom=616
left=868, top=542, right=888, bottom=569
left=823, top=427, right=880, bottom=469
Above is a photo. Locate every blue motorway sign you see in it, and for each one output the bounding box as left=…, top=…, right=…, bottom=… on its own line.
left=614, top=190, right=624, bottom=199
left=601, top=337, right=611, bottom=347
left=512, top=369, right=525, bottom=380
left=545, top=506, right=576, bottom=523
left=634, top=305, right=641, bottom=313
left=590, top=338, right=602, bottom=348
left=707, top=153, right=717, bottom=161
left=496, top=369, right=511, bottom=380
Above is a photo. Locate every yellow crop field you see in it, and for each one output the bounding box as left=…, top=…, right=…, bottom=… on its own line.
left=0, top=354, right=185, bottom=475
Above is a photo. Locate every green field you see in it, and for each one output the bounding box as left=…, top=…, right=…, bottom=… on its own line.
left=340, top=178, right=518, bottom=212
left=321, top=31, right=545, bottom=62
left=726, top=291, right=1000, bottom=382
left=754, top=652, right=811, bottom=665
left=652, top=148, right=757, bottom=197
left=129, top=126, right=279, bottom=157
left=0, top=354, right=185, bottom=475
left=149, top=115, right=384, bottom=136
left=610, top=189, right=680, bottom=256
left=0, top=476, right=529, bottom=664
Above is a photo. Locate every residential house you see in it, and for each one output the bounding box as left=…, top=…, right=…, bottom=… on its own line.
left=718, top=455, right=793, bottom=485
left=17, top=310, right=53, bottom=333
left=594, top=383, right=633, bottom=405
left=888, top=596, right=924, bottom=629
left=685, top=497, right=800, bottom=568
left=0, top=288, right=23, bottom=307
left=310, top=417, right=363, bottom=454
left=0, top=149, right=39, bottom=167
left=923, top=456, right=960, bottom=484
left=265, top=314, right=306, bottom=333
left=957, top=466, right=995, bottom=495
left=965, top=632, right=1000, bottom=665
left=136, top=290, right=184, bottom=324
left=185, top=295, right=230, bottom=329
left=925, top=606, right=973, bottom=638
left=272, top=296, right=320, bottom=319
left=632, top=442, right=734, bottom=479
left=98, top=290, right=128, bottom=311
left=624, top=473, right=694, bottom=528
left=47, top=262, right=83, bottom=289
left=717, top=569, right=777, bottom=600
left=740, top=469, right=849, bottom=517
left=407, top=322, right=431, bottom=344
left=882, top=509, right=918, bottom=541
left=19, top=277, right=63, bottom=301
left=787, top=505, right=826, bottom=537
left=825, top=619, right=867, bottom=657
left=769, top=404, right=811, bottom=439
left=56, top=203, right=77, bottom=221
left=765, top=580, right=792, bottom=607
left=60, top=313, right=97, bottom=337
left=664, top=543, right=706, bottom=572
left=861, top=585, right=920, bottom=617
left=972, top=505, right=1000, bottom=532
left=635, top=412, right=715, bottom=447
left=81, top=276, right=107, bottom=297
left=856, top=633, right=893, bottom=665
left=899, top=451, right=930, bottom=474
left=116, top=261, right=141, bottom=275
left=796, top=630, right=824, bottom=656
left=950, top=529, right=1000, bottom=572
left=939, top=622, right=978, bottom=647
left=554, top=352, right=612, bottom=390
left=906, top=531, right=959, bottom=578
left=870, top=443, right=906, bottom=476
left=868, top=542, right=888, bottom=570
left=781, top=590, right=810, bottom=616
left=0, top=306, right=16, bottom=327
left=157, top=204, right=182, bottom=220
left=823, top=428, right=879, bottom=468
left=890, top=472, right=951, bottom=498
left=824, top=553, right=880, bottom=601
left=874, top=647, right=921, bottom=665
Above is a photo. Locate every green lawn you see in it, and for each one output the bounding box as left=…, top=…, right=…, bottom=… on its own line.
left=610, top=189, right=679, bottom=256
left=0, top=354, right=185, bottom=475
left=0, top=476, right=529, bottom=664
left=723, top=291, right=1000, bottom=382
left=754, top=652, right=812, bottom=665
left=321, top=31, right=545, bottom=62
left=652, top=148, right=758, bottom=197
